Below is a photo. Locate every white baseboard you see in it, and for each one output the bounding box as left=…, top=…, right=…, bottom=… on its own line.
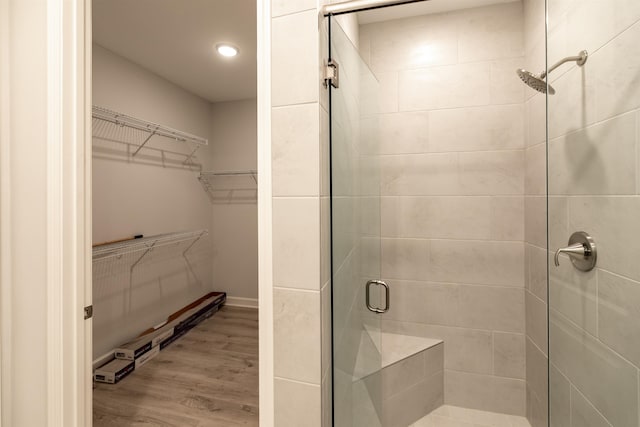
left=225, top=296, right=259, bottom=309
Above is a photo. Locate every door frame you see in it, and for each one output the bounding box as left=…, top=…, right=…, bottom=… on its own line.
left=0, top=0, right=92, bottom=425
left=256, top=0, right=275, bottom=425
left=45, top=0, right=94, bottom=424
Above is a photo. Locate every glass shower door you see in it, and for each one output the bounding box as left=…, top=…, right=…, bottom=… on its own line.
left=329, top=16, right=384, bottom=427
left=547, top=1, right=640, bottom=425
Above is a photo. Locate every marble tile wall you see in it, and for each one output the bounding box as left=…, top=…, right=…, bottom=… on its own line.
left=360, top=2, right=528, bottom=416
left=270, top=1, right=330, bottom=425
left=545, top=0, right=640, bottom=426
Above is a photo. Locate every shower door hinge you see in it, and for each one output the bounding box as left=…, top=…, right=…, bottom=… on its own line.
left=324, top=59, right=339, bottom=89
left=84, top=305, right=93, bottom=320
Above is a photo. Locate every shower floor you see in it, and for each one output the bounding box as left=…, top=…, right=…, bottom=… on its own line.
left=411, top=405, right=531, bottom=427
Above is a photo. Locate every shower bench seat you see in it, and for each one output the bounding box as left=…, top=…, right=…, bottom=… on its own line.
left=354, top=328, right=444, bottom=426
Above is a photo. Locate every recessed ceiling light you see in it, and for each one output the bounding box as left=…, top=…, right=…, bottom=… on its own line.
left=216, top=43, right=239, bottom=58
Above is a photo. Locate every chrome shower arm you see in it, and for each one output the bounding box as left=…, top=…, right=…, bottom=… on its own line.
left=540, top=50, right=588, bottom=79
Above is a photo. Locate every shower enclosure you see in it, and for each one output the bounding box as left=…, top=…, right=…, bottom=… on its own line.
left=327, top=0, right=640, bottom=426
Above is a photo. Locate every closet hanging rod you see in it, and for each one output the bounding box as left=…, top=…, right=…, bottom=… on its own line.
left=92, top=106, right=209, bottom=146
left=92, top=229, right=208, bottom=261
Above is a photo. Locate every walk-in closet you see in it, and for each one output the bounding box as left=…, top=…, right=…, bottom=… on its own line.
left=89, top=1, right=258, bottom=425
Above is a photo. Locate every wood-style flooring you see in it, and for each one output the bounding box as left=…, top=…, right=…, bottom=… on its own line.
left=93, top=306, right=259, bottom=426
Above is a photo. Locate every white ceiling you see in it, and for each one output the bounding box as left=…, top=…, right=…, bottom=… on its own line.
left=93, top=0, right=256, bottom=103
left=357, top=0, right=520, bottom=24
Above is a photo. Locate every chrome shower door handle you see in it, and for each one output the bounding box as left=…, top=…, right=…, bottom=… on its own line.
left=554, top=231, right=597, bottom=272
left=365, top=280, right=389, bottom=314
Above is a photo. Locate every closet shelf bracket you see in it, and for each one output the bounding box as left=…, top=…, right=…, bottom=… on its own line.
left=130, top=240, right=157, bottom=272
left=183, top=230, right=207, bottom=257
left=132, top=127, right=158, bottom=157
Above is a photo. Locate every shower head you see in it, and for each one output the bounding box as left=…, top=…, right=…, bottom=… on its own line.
left=517, top=69, right=556, bottom=95
left=516, top=50, right=588, bottom=96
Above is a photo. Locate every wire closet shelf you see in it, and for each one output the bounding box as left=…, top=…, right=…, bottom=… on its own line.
left=92, top=105, right=208, bottom=160
left=198, top=170, right=258, bottom=199
left=92, top=230, right=209, bottom=263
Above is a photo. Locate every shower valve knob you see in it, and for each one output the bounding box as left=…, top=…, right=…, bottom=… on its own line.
left=554, top=231, right=597, bottom=272
left=554, top=243, right=588, bottom=266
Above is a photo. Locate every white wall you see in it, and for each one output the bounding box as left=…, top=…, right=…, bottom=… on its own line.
left=92, top=44, right=214, bottom=358
left=93, top=44, right=213, bottom=242
left=209, top=99, right=258, bottom=301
